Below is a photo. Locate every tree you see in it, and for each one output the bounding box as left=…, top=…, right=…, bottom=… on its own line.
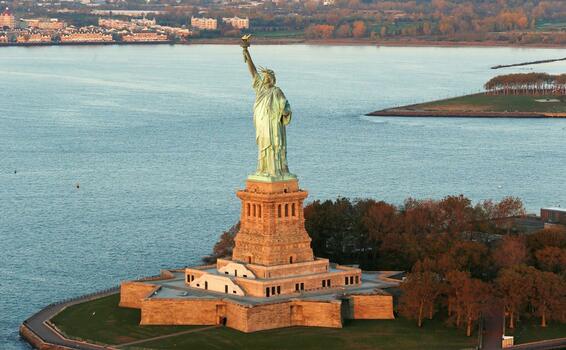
left=447, top=240, right=490, bottom=278
left=399, top=259, right=442, bottom=327
left=422, top=21, right=433, bottom=35
left=534, top=247, right=566, bottom=273
left=495, top=265, right=534, bottom=329
left=305, top=24, right=335, bottom=39
left=461, top=277, right=491, bottom=336
left=527, top=227, right=566, bottom=252
left=445, top=270, right=470, bottom=326
left=335, top=23, right=351, bottom=38
left=438, top=195, right=474, bottom=235
left=352, top=21, right=367, bottom=38
left=530, top=270, right=565, bottom=327
left=493, top=235, right=527, bottom=269
left=494, top=197, right=526, bottom=234
left=304, top=198, right=355, bottom=262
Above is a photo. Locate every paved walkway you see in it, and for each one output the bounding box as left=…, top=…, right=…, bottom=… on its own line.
left=483, top=302, right=504, bottom=350
left=113, top=325, right=219, bottom=348
left=22, top=288, right=119, bottom=350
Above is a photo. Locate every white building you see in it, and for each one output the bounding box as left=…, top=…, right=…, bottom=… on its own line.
left=222, top=16, right=249, bottom=29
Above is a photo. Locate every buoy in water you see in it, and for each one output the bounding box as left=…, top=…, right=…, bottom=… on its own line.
left=76, top=182, right=80, bottom=189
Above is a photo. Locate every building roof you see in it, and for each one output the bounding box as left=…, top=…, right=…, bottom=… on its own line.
left=2, top=7, right=12, bottom=16
left=542, top=207, right=566, bottom=213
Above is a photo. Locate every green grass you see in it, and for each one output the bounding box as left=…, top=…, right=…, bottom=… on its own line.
left=50, top=294, right=197, bottom=345
left=507, top=319, right=566, bottom=344
left=536, top=20, right=566, bottom=31
left=52, top=294, right=477, bottom=350
left=250, top=30, right=304, bottom=39
left=414, top=93, right=566, bottom=113
left=129, top=318, right=477, bottom=350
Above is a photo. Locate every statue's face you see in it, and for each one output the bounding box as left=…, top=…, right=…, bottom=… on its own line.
left=263, top=72, right=275, bottom=87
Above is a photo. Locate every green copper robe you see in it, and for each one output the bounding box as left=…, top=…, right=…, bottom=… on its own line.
left=252, top=74, right=292, bottom=178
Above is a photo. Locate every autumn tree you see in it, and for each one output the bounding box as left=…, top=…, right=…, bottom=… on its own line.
left=445, top=269, right=470, bottom=326
left=335, top=23, right=351, bottom=38
left=399, top=259, right=442, bottom=327
left=527, top=227, right=566, bottom=252
left=494, top=197, right=526, bottom=234
left=492, top=235, right=527, bottom=269
left=305, top=24, right=335, bottom=39
left=352, top=20, right=367, bottom=38
left=461, top=277, right=491, bottom=336
left=530, top=270, right=565, bottom=327
left=446, top=240, right=491, bottom=279
left=362, top=201, right=399, bottom=262
left=534, top=246, right=566, bottom=273
left=438, top=195, right=474, bottom=235
left=495, top=265, right=534, bottom=329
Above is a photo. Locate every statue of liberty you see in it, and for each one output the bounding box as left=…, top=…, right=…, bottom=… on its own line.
left=241, top=35, right=296, bottom=181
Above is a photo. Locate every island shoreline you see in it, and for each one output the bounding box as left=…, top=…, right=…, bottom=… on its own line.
left=367, top=91, right=566, bottom=119
left=367, top=110, right=566, bottom=118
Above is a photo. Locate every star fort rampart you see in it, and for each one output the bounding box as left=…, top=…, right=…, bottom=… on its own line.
left=120, top=176, right=398, bottom=332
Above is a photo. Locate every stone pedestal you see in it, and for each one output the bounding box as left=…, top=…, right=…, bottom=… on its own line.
left=232, top=179, right=315, bottom=266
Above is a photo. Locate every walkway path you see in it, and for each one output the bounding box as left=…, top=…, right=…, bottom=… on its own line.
left=22, top=287, right=119, bottom=350
left=483, top=302, right=504, bottom=350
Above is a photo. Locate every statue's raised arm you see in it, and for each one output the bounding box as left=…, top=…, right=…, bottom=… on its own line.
left=241, top=35, right=257, bottom=79
left=240, top=34, right=295, bottom=181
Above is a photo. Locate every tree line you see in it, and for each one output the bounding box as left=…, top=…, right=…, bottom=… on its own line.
left=206, top=195, right=565, bottom=336
left=485, top=73, right=566, bottom=96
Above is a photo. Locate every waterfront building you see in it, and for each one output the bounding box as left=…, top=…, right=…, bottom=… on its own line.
left=121, top=32, right=168, bottom=42
left=60, top=32, right=113, bottom=43
left=0, top=8, right=15, bottom=29
left=16, top=34, right=29, bottom=43
left=160, top=26, right=191, bottom=37
left=24, top=33, right=52, bottom=43
left=541, top=207, right=566, bottom=228
left=191, top=16, right=217, bottom=30
left=222, top=16, right=250, bottom=29
left=0, top=34, right=8, bottom=42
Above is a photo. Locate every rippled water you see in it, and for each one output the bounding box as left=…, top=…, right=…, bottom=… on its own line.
left=1, top=45, right=565, bottom=349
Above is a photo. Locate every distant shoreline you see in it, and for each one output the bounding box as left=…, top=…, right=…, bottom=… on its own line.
left=0, top=41, right=174, bottom=47
left=367, top=110, right=566, bottom=118
left=367, top=93, right=566, bottom=119
left=1, top=38, right=565, bottom=48
left=189, top=38, right=566, bottom=48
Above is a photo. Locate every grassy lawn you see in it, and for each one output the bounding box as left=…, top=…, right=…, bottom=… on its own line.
left=50, top=294, right=197, bottom=345
left=52, top=294, right=477, bottom=350
left=411, top=94, right=566, bottom=113
left=129, top=318, right=477, bottom=350
left=250, top=30, right=304, bottom=39
left=507, top=319, right=566, bottom=344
